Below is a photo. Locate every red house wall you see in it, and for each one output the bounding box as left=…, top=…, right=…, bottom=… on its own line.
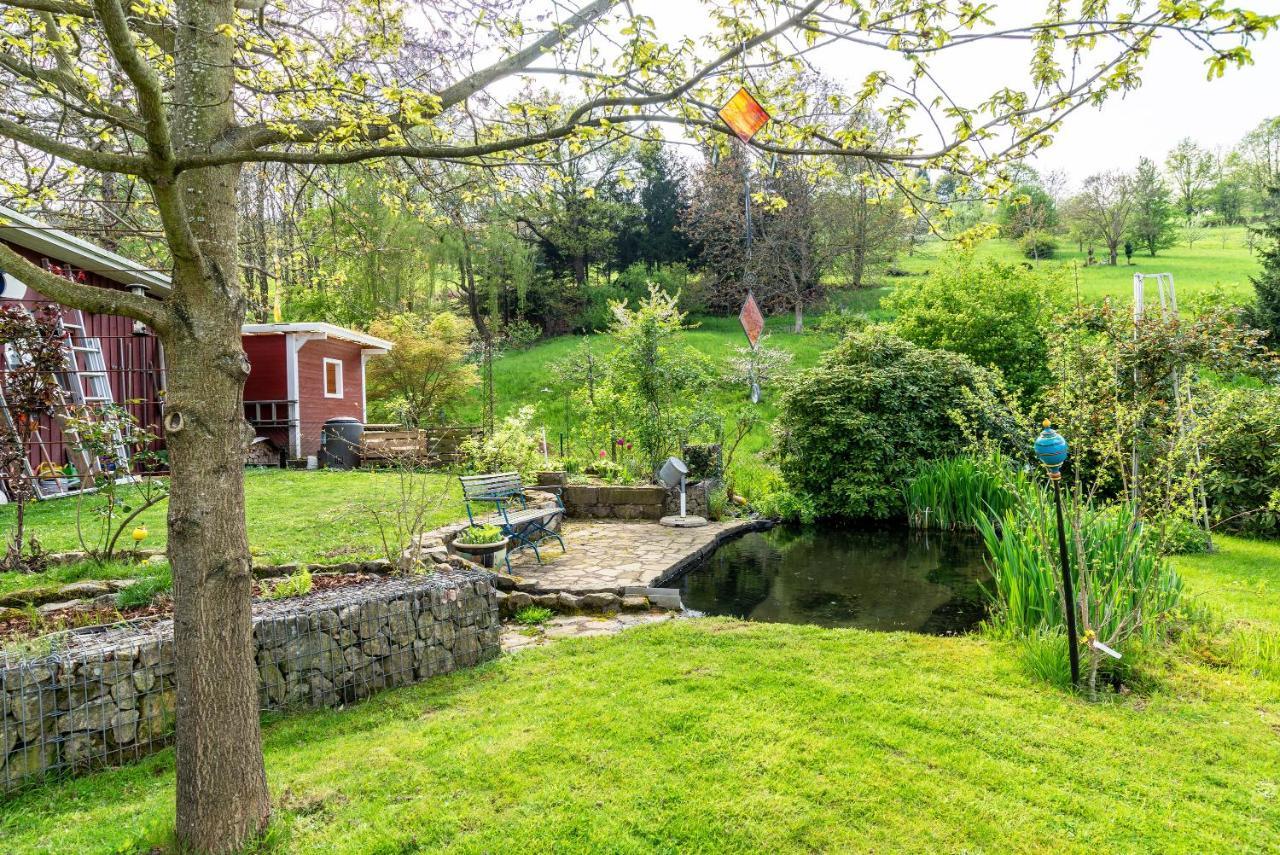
left=241, top=334, right=289, bottom=454
left=0, top=242, right=165, bottom=476
left=295, top=337, right=365, bottom=458
left=243, top=335, right=287, bottom=400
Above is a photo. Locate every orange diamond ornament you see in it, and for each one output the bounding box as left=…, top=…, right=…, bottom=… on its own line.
left=718, top=87, right=770, bottom=143
left=739, top=292, right=765, bottom=349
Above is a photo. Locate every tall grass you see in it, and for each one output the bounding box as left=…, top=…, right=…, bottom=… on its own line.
left=979, top=492, right=1183, bottom=652
left=904, top=454, right=1028, bottom=531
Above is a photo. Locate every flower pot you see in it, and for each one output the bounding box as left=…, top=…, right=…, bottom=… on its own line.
left=452, top=537, right=509, bottom=570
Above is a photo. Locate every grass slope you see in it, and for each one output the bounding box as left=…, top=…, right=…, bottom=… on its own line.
left=1175, top=535, right=1280, bottom=631
left=898, top=226, right=1259, bottom=304
left=3, top=615, right=1277, bottom=854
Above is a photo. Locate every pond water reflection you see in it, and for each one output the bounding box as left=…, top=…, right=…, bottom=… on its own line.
left=673, top=525, right=991, bottom=635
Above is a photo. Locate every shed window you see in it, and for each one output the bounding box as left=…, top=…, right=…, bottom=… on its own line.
left=323, top=358, right=344, bottom=398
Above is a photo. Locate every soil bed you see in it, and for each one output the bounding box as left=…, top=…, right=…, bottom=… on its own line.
left=0, top=571, right=381, bottom=645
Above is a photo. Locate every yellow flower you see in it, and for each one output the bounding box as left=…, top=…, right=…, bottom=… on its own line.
left=131, top=526, right=149, bottom=543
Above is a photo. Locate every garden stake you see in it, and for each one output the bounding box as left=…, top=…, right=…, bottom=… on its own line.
left=1035, top=422, right=1080, bottom=688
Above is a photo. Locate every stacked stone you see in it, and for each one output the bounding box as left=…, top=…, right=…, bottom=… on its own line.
left=2, top=568, right=498, bottom=793
left=2, top=633, right=177, bottom=791
left=253, top=571, right=499, bottom=709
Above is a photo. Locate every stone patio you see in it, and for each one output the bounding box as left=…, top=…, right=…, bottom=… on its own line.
left=506, top=518, right=767, bottom=594
left=500, top=612, right=676, bottom=653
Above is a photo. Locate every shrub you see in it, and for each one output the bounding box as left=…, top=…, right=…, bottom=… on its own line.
left=456, top=524, right=504, bottom=545
left=750, top=487, right=818, bottom=524
left=1019, top=231, right=1058, bottom=259
left=884, top=253, right=1061, bottom=400
left=774, top=331, right=1023, bottom=521
left=1201, top=384, right=1280, bottom=536
left=905, top=454, right=1028, bottom=531
left=267, top=567, right=313, bottom=600
left=366, top=312, right=478, bottom=426
left=707, top=487, right=729, bottom=521
left=460, top=406, right=546, bottom=479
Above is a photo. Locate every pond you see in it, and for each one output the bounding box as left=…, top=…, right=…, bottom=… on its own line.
left=673, top=525, right=991, bottom=635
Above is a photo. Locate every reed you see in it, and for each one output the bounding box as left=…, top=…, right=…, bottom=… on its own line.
left=905, top=454, right=1028, bottom=531
left=979, top=492, right=1183, bottom=652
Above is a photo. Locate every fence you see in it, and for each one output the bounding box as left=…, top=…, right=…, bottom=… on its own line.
left=1, top=569, right=499, bottom=793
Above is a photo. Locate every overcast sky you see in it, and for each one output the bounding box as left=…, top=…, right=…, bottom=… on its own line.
left=642, top=0, right=1280, bottom=188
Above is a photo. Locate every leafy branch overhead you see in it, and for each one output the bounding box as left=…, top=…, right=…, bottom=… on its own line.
left=0, top=1, right=1274, bottom=218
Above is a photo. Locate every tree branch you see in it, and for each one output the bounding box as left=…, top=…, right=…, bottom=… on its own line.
left=92, top=0, right=173, bottom=163
left=0, top=237, right=171, bottom=330
left=0, top=116, right=152, bottom=174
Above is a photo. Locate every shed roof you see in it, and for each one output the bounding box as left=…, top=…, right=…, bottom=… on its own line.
left=240, top=322, right=393, bottom=351
left=0, top=204, right=172, bottom=293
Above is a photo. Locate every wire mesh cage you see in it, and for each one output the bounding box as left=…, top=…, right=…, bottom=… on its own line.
left=1, top=570, right=499, bottom=793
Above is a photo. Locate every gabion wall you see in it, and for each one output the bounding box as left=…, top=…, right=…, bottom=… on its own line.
left=1, top=569, right=498, bottom=793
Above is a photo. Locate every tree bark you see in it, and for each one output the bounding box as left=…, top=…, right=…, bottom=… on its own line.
left=166, top=0, right=270, bottom=848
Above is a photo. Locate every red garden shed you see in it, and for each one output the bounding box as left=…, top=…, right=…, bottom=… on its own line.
left=241, top=323, right=391, bottom=464
left=1, top=206, right=391, bottom=499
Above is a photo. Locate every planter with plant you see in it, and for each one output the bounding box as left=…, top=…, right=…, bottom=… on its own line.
left=451, top=524, right=509, bottom=569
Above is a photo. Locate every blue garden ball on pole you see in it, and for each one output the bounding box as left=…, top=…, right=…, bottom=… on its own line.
left=1034, top=420, right=1069, bottom=479
left=1035, top=418, right=1080, bottom=687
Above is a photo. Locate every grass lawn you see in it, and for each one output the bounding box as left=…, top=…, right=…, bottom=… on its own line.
left=3, top=537, right=1278, bottom=854
left=1175, top=535, right=1280, bottom=631
left=897, top=226, right=1260, bottom=305
left=0, top=469, right=465, bottom=597
left=3, top=619, right=1277, bottom=853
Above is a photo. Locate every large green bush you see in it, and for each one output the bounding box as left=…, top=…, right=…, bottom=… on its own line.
left=774, top=331, right=1023, bottom=520
left=1202, top=384, right=1280, bottom=536
left=884, top=253, right=1061, bottom=400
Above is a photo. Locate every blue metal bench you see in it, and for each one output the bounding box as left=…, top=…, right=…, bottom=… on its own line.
left=459, top=471, right=565, bottom=573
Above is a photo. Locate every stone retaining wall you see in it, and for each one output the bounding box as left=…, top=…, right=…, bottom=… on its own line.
left=1, top=568, right=498, bottom=793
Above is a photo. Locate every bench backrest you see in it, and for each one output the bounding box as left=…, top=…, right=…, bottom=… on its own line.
left=460, top=471, right=525, bottom=501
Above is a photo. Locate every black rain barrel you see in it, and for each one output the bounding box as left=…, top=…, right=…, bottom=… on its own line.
left=320, top=417, right=363, bottom=469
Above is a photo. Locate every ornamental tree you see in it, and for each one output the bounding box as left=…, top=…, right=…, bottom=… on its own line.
left=0, top=0, right=1272, bottom=849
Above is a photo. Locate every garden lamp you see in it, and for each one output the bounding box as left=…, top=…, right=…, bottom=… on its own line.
left=1035, top=420, right=1080, bottom=687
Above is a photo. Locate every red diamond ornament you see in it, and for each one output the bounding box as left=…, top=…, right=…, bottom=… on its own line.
left=739, top=292, right=764, bottom=349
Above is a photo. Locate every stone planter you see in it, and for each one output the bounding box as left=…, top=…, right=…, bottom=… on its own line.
left=451, top=537, right=509, bottom=570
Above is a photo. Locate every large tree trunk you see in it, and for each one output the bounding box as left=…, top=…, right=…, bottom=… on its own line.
left=165, top=166, right=270, bottom=852
left=168, top=0, right=271, bottom=849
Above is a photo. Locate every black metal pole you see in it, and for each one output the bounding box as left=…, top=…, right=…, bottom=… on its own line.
left=1052, top=478, right=1081, bottom=687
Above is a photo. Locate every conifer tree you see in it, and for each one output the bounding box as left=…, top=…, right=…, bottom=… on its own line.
left=1250, top=184, right=1280, bottom=346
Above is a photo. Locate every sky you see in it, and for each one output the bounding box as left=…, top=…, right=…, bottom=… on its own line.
left=642, top=0, right=1280, bottom=188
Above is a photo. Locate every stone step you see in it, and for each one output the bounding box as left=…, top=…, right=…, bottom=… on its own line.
left=622, top=586, right=683, bottom=611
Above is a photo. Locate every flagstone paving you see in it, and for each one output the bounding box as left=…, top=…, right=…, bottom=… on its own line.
left=500, top=612, right=677, bottom=653
left=506, top=518, right=766, bottom=595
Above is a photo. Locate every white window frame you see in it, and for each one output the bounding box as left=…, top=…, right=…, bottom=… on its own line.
left=322, top=357, right=344, bottom=398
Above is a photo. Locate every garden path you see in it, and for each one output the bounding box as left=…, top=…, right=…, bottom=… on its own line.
left=506, top=519, right=765, bottom=594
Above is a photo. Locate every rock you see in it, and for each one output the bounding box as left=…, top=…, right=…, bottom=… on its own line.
left=555, top=592, right=580, bottom=613
left=260, top=662, right=285, bottom=706
left=58, top=580, right=112, bottom=599
left=146, top=554, right=168, bottom=566
left=253, top=563, right=296, bottom=579
left=37, top=600, right=90, bottom=617
left=531, top=593, right=559, bottom=610
left=0, top=586, right=64, bottom=608
left=138, top=690, right=176, bottom=741
left=362, top=558, right=393, bottom=574
left=110, top=707, right=140, bottom=744
left=505, top=591, right=534, bottom=615
left=59, top=698, right=117, bottom=733
left=621, top=595, right=650, bottom=612
left=133, top=668, right=157, bottom=693
left=283, top=632, right=343, bottom=674
left=4, top=743, right=56, bottom=780
left=579, top=592, right=621, bottom=612
left=646, top=589, right=684, bottom=611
